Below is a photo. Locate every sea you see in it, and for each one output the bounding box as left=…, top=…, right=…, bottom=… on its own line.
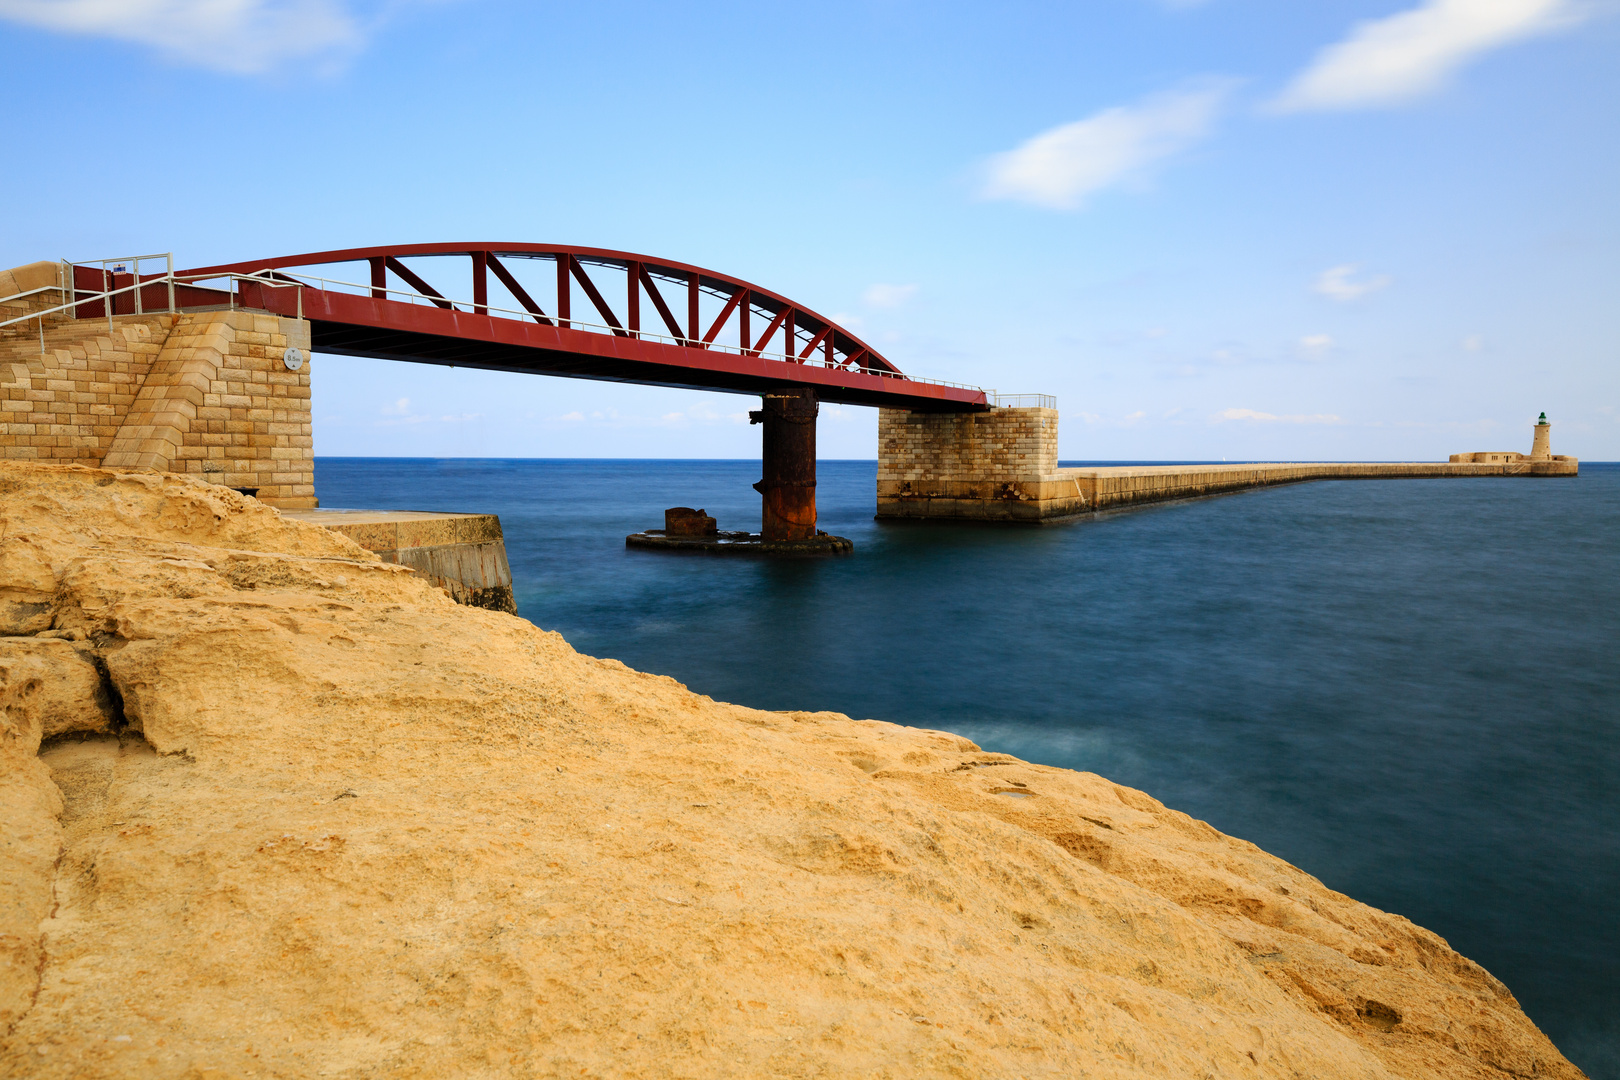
left=315, top=457, right=1619, bottom=1077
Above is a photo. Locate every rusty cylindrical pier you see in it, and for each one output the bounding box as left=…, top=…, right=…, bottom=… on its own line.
left=751, top=387, right=818, bottom=541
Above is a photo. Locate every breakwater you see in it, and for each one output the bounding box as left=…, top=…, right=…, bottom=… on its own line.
left=877, top=407, right=1577, bottom=521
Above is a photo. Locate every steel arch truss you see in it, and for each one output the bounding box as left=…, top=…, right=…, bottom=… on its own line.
left=178, top=243, right=987, bottom=411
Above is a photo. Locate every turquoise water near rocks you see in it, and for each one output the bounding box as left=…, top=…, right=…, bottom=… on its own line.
left=316, top=457, right=1619, bottom=1077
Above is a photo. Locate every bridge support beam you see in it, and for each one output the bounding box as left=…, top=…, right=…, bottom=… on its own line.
left=751, top=387, right=818, bottom=541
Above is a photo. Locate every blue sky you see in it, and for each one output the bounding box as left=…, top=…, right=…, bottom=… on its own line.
left=2, top=0, right=1615, bottom=460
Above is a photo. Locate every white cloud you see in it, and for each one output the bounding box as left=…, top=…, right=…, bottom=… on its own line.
left=0, top=0, right=365, bottom=74
left=1462, top=334, right=1485, bottom=351
left=862, top=283, right=917, bottom=308
left=1300, top=333, right=1335, bottom=355
left=981, top=82, right=1233, bottom=210
left=1315, top=264, right=1391, bottom=302
left=380, top=397, right=410, bottom=415
left=1218, top=408, right=1344, bottom=424
left=1269, top=0, right=1582, bottom=112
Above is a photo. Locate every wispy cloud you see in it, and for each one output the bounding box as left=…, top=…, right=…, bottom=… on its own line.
left=1269, top=0, right=1583, bottom=112
left=1315, top=264, right=1390, bottom=301
left=0, top=0, right=367, bottom=74
left=981, top=81, right=1233, bottom=210
left=862, top=283, right=918, bottom=308
left=1299, top=333, right=1335, bottom=356
left=1218, top=408, right=1344, bottom=424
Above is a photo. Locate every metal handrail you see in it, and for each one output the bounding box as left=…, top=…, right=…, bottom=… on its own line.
left=0, top=271, right=303, bottom=333
left=991, top=393, right=1057, bottom=409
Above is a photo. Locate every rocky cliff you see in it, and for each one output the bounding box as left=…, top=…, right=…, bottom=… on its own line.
left=0, top=462, right=1583, bottom=1078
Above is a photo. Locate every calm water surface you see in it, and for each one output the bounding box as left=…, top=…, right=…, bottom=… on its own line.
left=317, top=457, right=1619, bottom=1077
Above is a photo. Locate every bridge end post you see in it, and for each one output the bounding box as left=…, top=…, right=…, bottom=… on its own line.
left=751, top=388, right=819, bottom=541
left=876, top=404, right=1088, bottom=522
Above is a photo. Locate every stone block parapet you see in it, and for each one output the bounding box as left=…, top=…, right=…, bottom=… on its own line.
left=1, top=276, right=314, bottom=508
left=0, top=261, right=71, bottom=325
left=280, top=509, right=516, bottom=614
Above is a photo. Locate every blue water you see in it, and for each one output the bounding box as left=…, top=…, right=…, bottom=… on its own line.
left=316, top=457, right=1619, bottom=1077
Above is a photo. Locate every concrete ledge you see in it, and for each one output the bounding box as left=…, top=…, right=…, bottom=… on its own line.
left=281, top=509, right=516, bottom=613
left=876, top=460, right=1580, bottom=522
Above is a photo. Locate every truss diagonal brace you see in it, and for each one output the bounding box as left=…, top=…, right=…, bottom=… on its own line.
left=384, top=257, right=454, bottom=310
left=797, top=324, right=832, bottom=361
left=485, top=253, right=553, bottom=325
left=568, top=256, right=627, bottom=336
left=637, top=266, right=686, bottom=342
left=702, top=289, right=746, bottom=347
left=749, top=306, right=790, bottom=357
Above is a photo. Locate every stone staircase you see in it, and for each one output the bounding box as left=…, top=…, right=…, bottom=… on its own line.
left=1, top=313, right=176, bottom=465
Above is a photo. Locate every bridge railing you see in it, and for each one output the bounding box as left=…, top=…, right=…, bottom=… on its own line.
left=5, top=261, right=996, bottom=404
left=0, top=264, right=304, bottom=347
left=990, top=394, right=1057, bottom=410
left=220, top=267, right=991, bottom=398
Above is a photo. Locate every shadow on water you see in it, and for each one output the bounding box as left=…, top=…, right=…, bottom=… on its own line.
left=316, top=457, right=1619, bottom=1078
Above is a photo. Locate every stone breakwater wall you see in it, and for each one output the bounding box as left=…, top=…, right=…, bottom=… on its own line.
left=280, top=509, right=517, bottom=614
left=1, top=262, right=313, bottom=508
left=878, top=407, right=1578, bottom=522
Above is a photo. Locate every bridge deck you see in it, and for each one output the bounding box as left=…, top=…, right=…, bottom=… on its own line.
left=163, top=244, right=989, bottom=413
left=266, top=286, right=982, bottom=411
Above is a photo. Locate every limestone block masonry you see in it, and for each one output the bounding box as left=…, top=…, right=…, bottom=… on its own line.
left=878, top=406, right=1089, bottom=521
left=1, top=301, right=314, bottom=508
left=279, top=509, right=518, bottom=614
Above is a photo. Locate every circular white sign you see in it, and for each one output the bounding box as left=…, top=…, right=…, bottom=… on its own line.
left=283, top=346, right=305, bottom=371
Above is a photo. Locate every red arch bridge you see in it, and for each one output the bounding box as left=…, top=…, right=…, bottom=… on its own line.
left=72, top=244, right=1000, bottom=543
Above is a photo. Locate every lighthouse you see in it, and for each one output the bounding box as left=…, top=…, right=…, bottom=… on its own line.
left=1530, top=413, right=1552, bottom=461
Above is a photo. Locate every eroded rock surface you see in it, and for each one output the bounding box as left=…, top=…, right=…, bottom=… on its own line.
left=0, top=462, right=1584, bottom=1078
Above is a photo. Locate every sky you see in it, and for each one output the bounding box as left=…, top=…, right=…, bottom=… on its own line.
left=2, top=0, right=1616, bottom=461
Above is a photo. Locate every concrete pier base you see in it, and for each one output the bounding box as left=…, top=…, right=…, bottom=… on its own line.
left=282, top=509, right=517, bottom=613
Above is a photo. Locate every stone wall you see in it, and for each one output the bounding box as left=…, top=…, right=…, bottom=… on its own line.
left=876, top=406, right=1085, bottom=521
left=878, top=406, right=1057, bottom=482
left=0, top=261, right=69, bottom=324
left=279, top=509, right=517, bottom=614
left=876, top=406, right=1579, bottom=522
left=0, top=288, right=315, bottom=507
left=1, top=314, right=173, bottom=466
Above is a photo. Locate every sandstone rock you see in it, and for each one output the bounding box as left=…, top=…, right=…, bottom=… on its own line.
left=0, top=461, right=1585, bottom=1078
left=0, top=537, right=57, bottom=635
